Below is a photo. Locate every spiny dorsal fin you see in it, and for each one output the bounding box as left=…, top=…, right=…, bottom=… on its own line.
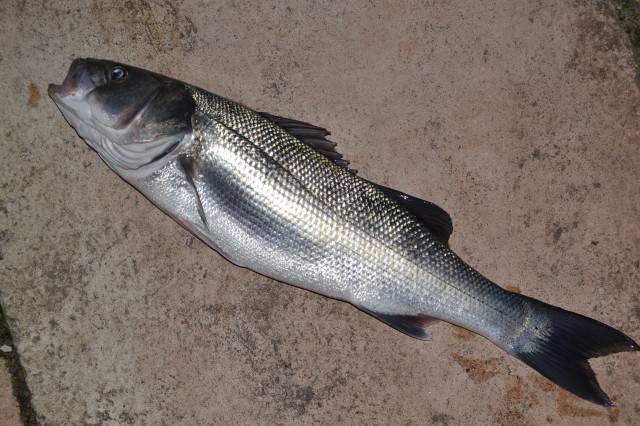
left=260, top=112, right=453, bottom=242
left=259, top=112, right=355, bottom=172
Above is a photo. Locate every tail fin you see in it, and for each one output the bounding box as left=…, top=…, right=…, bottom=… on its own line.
left=507, top=294, right=638, bottom=406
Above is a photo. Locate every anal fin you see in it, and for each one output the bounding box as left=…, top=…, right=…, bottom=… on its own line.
left=358, top=306, right=439, bottom=340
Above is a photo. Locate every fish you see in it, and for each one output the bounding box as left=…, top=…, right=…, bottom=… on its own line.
left=48, top=58, right=638, bottom=406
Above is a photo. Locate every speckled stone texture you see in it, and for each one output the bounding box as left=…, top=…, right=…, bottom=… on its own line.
left=1, top=1, right=639, bottom=424
left=0, top=366, right=21, bottom=426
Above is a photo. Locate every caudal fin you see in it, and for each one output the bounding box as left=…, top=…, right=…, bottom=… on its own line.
left=508, top=294, right=638, bottom=406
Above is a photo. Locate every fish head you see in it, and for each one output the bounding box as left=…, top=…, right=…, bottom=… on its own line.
left=48, top=58, right=195, bottom=175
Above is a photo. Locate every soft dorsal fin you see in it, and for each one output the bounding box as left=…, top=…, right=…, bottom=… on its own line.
left=372, top=183, right=453, bottom=244
left=259, top=112, right=354, bottom=172
left=260, top=112, right=453, bottom=243
left=358, top=306, right=439, bottom=341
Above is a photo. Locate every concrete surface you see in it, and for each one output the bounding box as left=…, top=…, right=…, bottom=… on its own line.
left=1, top=0, right=639, bottom=424
left=0, top=365, right=21, bottom=426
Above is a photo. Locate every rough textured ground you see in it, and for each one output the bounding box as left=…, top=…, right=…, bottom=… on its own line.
left=0, top=366, right=21, bottom=426
left=1, top=0, right=639, bottom=425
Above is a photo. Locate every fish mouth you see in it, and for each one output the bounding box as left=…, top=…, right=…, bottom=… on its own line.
left=48, top=58, right=97, bottom=150
left=48, top=58, right=94, bottom=101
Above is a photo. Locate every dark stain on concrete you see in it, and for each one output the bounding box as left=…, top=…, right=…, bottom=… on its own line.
left=494, top=375, right=539, bottom=426
left=27, top=83, right=40, bottom=108
left=431, top=412, right=455, bottom=425
left=452, top=353, right=501, bottom=384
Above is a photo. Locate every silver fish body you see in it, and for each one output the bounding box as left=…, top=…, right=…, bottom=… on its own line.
left=139, top=88, right=516, bottom=340
left=49, top=58, right=638, bottom=406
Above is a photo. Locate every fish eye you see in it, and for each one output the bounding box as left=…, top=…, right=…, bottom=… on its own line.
left=108, top=66, right=127, bottom=82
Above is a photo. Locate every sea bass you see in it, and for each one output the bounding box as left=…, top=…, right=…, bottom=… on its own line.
left=48, top=58, right=638, bottom=406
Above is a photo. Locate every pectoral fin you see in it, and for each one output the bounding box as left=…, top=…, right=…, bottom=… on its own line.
left=178, top=154, right=208, bottom=228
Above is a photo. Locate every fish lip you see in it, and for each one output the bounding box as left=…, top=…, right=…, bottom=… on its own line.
left=47, top=83, right=61, bottom=99
left=48, top=58, right=93, bottom=100
left=48, top=58, right=97, bottom=143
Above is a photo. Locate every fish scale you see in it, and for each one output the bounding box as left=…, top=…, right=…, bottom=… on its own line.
left=49, top=58, right=638, bottom=406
